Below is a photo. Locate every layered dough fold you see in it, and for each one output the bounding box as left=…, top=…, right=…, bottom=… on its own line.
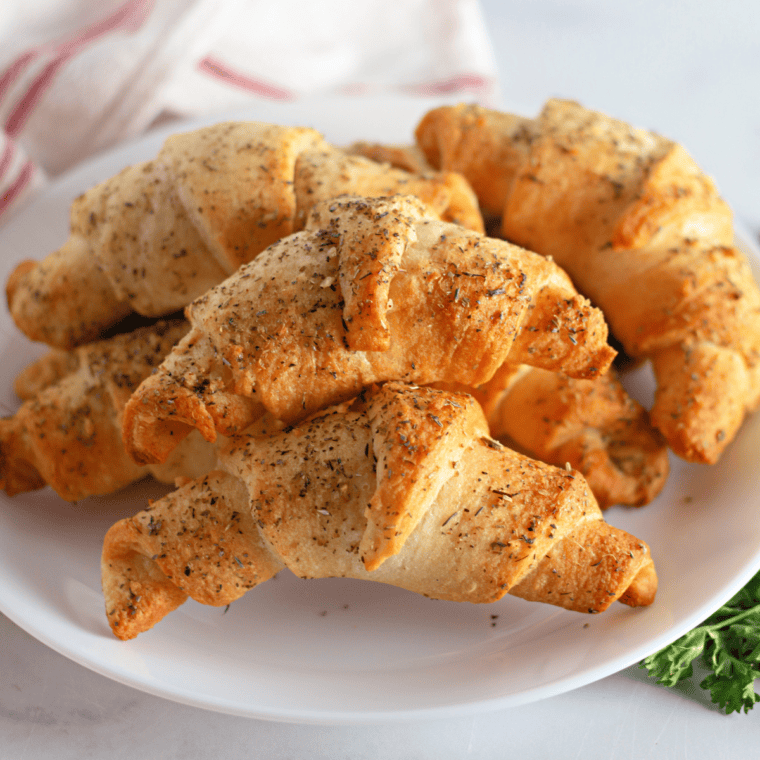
left=453, top=366, right=669, bottom=509
left=7, top=121, right=483, bottom=349
left=121, top=195, right=615, bottom=466
left=415, top=99, right=760, bottom=463
left=103, top=383, right=656, bottom=640
left=0, top=320, right=216, bottom=501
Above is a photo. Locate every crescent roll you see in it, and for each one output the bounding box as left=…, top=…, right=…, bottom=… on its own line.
left=349, top=131, right=669, bottom=506
left=6, top=121, right=483, bottom=349
left=122, top=194, right=615, bottom=466
left=415, top=99, right=760, bottom=464
left=102, top=382, right=657, bottom=640
left=444, top=365, right=669, bottom=509
left=0, top=320, right=216, bottom=502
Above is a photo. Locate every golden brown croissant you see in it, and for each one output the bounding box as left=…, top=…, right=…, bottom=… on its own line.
left=415, top=104, right=536, bottom=219
left=349, top=133, right=669, bottom=504
left=415, top=99, right=760, bottom=464
left=0, top=320, right=217, bottom=501
left=102, top=382, right=656, bottom=640
left=445, top=365, right=669, bottom=508
left=6, top=121, right=483, bottom=349
left=121, top=194, right=616, bottom=466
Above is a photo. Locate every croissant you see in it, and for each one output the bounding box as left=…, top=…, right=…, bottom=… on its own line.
left=0, top=320, right=217, bottom=501
left=6, top=121, right=483, bottom=349
left=349, top=133, right=669, bottom=505
left=444, top=365, right=669, bottom=508
left=122, top=194, right=616, bottom=466
left=415, top=99, right=760, bottom=464
left=102, top=382, right=657, bottom=640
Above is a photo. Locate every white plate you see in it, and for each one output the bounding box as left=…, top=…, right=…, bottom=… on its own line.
left=1, top=97, right=760, bottom=724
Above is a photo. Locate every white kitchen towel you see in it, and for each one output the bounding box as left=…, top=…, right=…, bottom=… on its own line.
left=0, top=0, right=499, bottom=223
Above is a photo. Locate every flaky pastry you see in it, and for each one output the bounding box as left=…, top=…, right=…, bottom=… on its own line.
left=444, top=365, right=669, bottom=508
left=0, top=320, right=216, bottom=501
left=122, top=194, right=615, bottom=466
left=103, top=382, right=656, bottom=640
left=416, top=99, right=760, bottom=463
left=7, top=121, right=483, bottom=349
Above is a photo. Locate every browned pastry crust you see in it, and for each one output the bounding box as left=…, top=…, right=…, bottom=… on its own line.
left=347, top=141, right=434, bottom=174
left=121, top=194, right=615, bottom=466
left=6, top=121, right=484, bottom=349
left=293, top=142, right=483, bottom=233
left=0, top=320, right=216, bottom=501
left=415, top=104, right=536, bottom=218
left=415, top=99, right=760, bottom=463
left=446, top=366, right=669, bottom=509
left=102, top=383, right=656, bottom=640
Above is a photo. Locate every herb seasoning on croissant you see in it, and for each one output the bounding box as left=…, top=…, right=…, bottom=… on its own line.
left=415, top=99, right=760, bottom=464
left=6, top=121, right=483, bottom=349
left=351, top=134, right=670, bottom=507
left=0, top=320, right=216, bottom=501
left=122, top=194, right=615, bottom=466
left=440, top=365, right=669, bottom=509
left=102, top=383, right=656, bottom=640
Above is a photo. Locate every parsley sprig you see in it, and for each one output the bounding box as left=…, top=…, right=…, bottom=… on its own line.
left=640, top=569, right=760, bottom=714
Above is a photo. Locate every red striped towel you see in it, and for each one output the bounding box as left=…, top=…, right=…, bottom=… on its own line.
left=0, top=0, right=498, bottom=224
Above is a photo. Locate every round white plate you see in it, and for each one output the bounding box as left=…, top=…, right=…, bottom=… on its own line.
left=1, top=97, right=759, bottom=724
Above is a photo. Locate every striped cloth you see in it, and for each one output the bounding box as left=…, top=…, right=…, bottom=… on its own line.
left=0, top=0, right=499, bottom=224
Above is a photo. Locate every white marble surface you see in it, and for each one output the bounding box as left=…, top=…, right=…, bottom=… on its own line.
left=3, top=1, right=760, bottom=756
left=4, top=609, right=760, bottom=759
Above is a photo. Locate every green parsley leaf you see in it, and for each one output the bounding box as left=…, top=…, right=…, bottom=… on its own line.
left=641, top=627, right=706, bottom=687
left=640, top=568, right=760, bottom=714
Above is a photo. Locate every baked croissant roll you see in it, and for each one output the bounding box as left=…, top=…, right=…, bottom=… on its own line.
left=122, top=194, right=616, bottom=466
left=102, top=382, right=657, bottom=640
left=6, top=121, right=483, bottom=349
left=415, top=99, right=760, bottom=464
left=444, top=365, right=669, bottom=508
left=349, top=134, right=669, bottom=505
left=0, top=320, right=217, bottom=501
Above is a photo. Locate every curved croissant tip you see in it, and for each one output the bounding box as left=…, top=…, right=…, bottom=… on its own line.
left=122, top=378, right=218, bottom=466
left=102, top=519, right=189, bottom=641
left=124, top=412, right=209, bottom=466
left=619, top=560, right=658, bottom=608
left=0, top=419, right=46, bottom=497
left=5, top=259, right=36, bottom=307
